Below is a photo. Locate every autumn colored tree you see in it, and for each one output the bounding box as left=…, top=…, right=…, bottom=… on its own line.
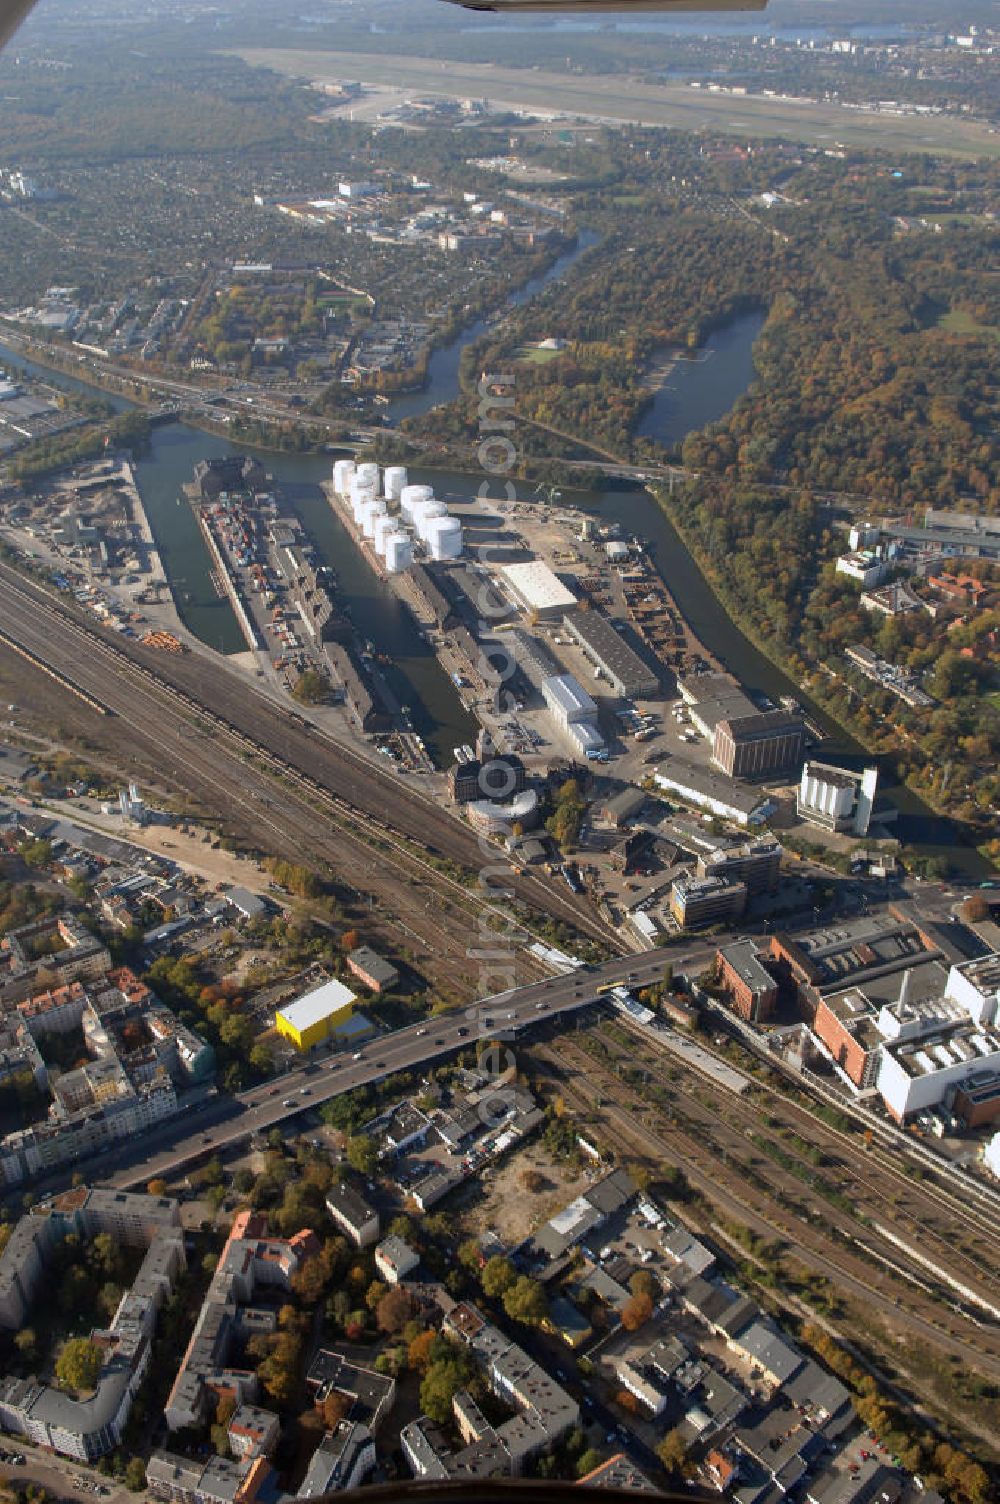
left=376, top=1286, right=416, bottom=1335
left=620, top=1292, right=653, bottom=1332
left=318, top=1390, right=349, bottom=1429
left=408, top=1329, right=437, bottom=1373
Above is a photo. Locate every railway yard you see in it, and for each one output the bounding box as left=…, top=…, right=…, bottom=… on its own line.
left=1, top=546, right=1000, bottom=1473
left=0, top=559, right=619, bottom=991
left=529, top=1013, right=1000, bottom=1444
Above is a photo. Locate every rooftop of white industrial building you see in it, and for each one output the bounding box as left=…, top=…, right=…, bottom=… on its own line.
left=542, top=673, right=598, bottom=720
left=277, top=977, right=356, bottom=1033
left=500, top=559, right=577, bottom=614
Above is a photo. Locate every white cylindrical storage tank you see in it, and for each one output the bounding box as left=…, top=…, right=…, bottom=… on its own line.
left=425, top=515, right=463, bottom=561
left=350, top=477, right=376, bottom=522
left=385, top=532, right=413, bottom=574
left=361, top=498, right=387, bottom=539
left=384, top=466, right=408, bottom=502
left=350, top=477, right=376, bottom=504
left=373, top=513, right=395, bottom=557
left=413, top=498, right=448, bottom=542
left=333, top=459, right=356, bottom=495
left=355, top=462, right=380, bottom=492
left=400, top=484, right=434, bottom=523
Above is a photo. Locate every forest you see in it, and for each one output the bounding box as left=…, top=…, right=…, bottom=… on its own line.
left=403, top=138, right=1000, bottom=855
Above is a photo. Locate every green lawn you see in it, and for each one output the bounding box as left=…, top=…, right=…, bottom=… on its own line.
left=514, top=344, right=564, bottom=364
left=936, top=308, right=1000, bottom=339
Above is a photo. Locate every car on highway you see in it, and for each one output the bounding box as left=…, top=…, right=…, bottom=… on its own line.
left=352, top=1051, right=363, bottom=1060
left=282, top=1098, right=295, bottom=1107
left=457, top=1027, right=469, bottom=1037
left=435, top=1037, right=445, bottom=1045
left=416, top=1027, right=427, bottom=1035
left=299, top=1087, right=310, bottom=1096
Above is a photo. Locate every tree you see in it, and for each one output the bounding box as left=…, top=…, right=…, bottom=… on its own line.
left=408, top=1329, right=437, bottom=1373
left=481, top=1254, right=517, bottom=1299
left=56, top=1337, right=102, bottom=1393
left=146, top=1178, right=168, bottom=1197
left=366, top=1280, right=389, bottom=1312
left=502, top=1275, right=548, bottom=1326
left=124, top=1460, right=147, bottom=1494
left=620, top=1292, right=653, bottom=1332
left=292, top=669, right=330, bottom=705
left=519, top=1168, right=546, bottom=1194
left=292, top=1255, right=331, bottom=1306
left=14, top=1327, right=37, bottom=1364
left=657, top=1428, right=690, bottom=1479
left=419, top=1353, right=477, bottom=1425
left=319, top=1391, right=349, bottom=1430
left=346, top=1135, right=378, bottom=1177
left=457, top=1238, right=482, bottom=1273
left=377, top=1286, right=415, bottom=1335
left=576, top=1449, right=606, bottom=1479
left=960, top=894, right=990, bottom=923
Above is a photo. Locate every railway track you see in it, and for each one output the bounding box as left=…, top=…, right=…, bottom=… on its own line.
left=562, top=1022, right=998, bottom=1329
left=602, top=1015, right=1000, bottom=1300
left=543, top=1033, right=1000, bottom=1382
left=0, top=562, right=622, bottom=956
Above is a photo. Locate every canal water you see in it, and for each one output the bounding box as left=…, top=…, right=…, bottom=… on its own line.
left=0, top=326, right=982, bottom=867
left=387, top=230, right=599, bottom=423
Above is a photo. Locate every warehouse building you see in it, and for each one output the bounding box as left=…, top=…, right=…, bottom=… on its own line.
left=541, top=674, right=604, bottom=756
left=653, top=762, right=775, bottom=828
left=877, top=1013, right=1000, bottom=1123
left=346, top=947, right=399, bottom=995
left=500, top=561, right=577, bottom=620
left=712, top=710, right=806, bottom=780
left=275, top=978, right=356, bottom=1052
left=562, top=610, right=659, bottom=699
left=677, top=672, right=757, bottom=740
left=325, top=644, right=393, bottom=734
left=541, top=675, right=597, bottom=724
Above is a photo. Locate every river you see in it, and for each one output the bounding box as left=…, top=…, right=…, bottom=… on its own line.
left=387, top=230, right=599, bottom=423
left=0, top=310, right=982, bottom=868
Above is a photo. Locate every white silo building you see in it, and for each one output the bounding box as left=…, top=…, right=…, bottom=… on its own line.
left=797, top=761, right=878, bottom=838
left=385, top=532, right=413, bottom=574
left=384, top=466, right=408, bottom=502
left=333, top=459, right=356, bottom=495
left=373, top=513, right=395, bottom=557
left=361, top=498, right=387, bottom=539
left=425, top=515, right=463, bottom=561
left=355, top=461, right=380, bottom=492
left=400, top=484, right=434, bottom=524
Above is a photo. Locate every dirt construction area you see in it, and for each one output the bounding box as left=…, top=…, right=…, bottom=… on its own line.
left=459, top=1139, right=598, bottom=1247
